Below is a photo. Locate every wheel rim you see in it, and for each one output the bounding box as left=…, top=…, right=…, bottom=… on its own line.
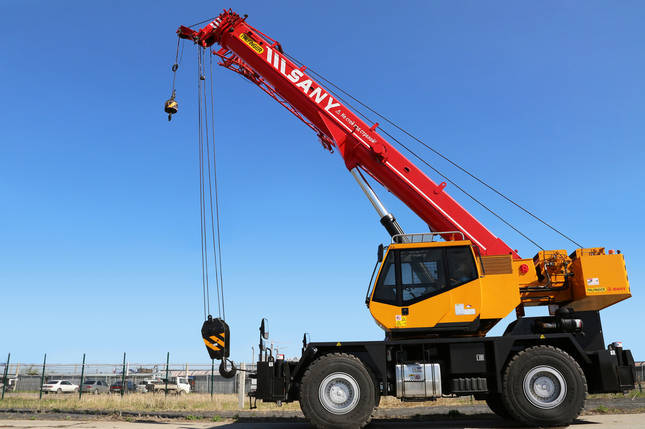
left=523, top=365, right=567, bottom=409
left=318, top=372, right=360, bottom=415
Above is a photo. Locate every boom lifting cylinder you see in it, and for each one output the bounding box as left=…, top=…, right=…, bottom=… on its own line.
left=349, top=168, right=404, bottom=238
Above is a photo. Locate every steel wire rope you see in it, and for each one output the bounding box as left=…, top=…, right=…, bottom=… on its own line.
left=201, top=48, right=223, bottom=319
left=334, top=93, right=545, bottom=250
left=197, top=47, right=210, bottom=319
left=283, top=52, right=581, bottom=249
left=280, top=53, right=543, bottom=250
left=189, top=16, right=219, bottom=28
left=170, top=37, right=185, bottom=94
left=209, top=52, right=227, bottom=320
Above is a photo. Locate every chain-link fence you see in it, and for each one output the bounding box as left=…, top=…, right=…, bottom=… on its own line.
left=0, top=353, right=256, bottom=399
left=2, top=355, right=642, bottom=400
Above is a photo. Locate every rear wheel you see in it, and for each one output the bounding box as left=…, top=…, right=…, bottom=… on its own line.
left=56, top=388, right=62, bottom=395
left=300, top=353, right=376, bottom=429
left=502, top=345, right=586, bottom=427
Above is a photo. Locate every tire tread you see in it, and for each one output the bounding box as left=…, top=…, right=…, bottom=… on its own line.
left=300, top=353, right=376, bottom=429
left=502, top=345, right=587, bottom=427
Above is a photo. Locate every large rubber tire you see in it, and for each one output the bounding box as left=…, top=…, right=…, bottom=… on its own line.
left=485, top=393, right=512, bottom=420
left=502, top=345, right=586, bottom=427
left=300, top=353, right=376, bottom=429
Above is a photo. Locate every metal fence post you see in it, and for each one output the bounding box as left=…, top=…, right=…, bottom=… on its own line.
left=164, top=352, right=169, bottom=397
left=39, top=354, right=46, bottom=400
left=1, top=353, right=9, bottom=400
left=238, top=362, right=245, bottom=409
left=78, top=354, right=86, bottom=399
left=121, top=353, right=126, bottom=397
left=210, top=360, right=214, bottom=399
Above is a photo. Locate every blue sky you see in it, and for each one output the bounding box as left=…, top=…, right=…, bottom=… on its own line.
left=1, top=1, right=644, bottom=366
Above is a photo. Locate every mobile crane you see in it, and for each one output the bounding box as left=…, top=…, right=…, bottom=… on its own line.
left=173, top=9, right=636, bottom=428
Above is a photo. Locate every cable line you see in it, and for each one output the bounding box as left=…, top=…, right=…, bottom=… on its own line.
left=201, top=48, right=223, bottom=319
left=209, top=52, right=226, bottom=320
left=189, top=16, right=219, bottom=28
left=197, top=47, right=210, bottom=319
left=283, top=52, right=580, bottom=250
left=194, top=46, right=228, bottom=321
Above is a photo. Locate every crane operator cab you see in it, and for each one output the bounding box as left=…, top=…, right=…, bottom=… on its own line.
left=367, top=233, right=520, bottom=338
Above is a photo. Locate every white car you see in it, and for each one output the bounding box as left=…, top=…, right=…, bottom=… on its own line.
left=42, top=379, right=79, bottom=394
left=136, top=380, right=150, bottom=393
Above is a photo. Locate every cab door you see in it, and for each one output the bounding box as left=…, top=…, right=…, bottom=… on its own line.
left=368, top=243, right=482, bottom=333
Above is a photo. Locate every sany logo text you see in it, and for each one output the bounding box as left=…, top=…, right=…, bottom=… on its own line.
left=266, top=47, right=340, bottom=113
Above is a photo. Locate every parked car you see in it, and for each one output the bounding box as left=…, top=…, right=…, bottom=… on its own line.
left=148, top=376, right=191, bottom=395
left=42, top=380, right=78, bottom=394
left=81, top=380, right=109, bottom=394
left=109, top=380, right=136, bottom=394
left=136, top=380, right=150, bottom=393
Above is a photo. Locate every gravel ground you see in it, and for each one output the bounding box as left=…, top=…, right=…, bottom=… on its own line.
left=2, top=415, right=645, bottom=429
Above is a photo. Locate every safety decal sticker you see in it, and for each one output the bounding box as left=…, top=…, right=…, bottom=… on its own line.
left=240, top=33, right=264, bottom=54
left=586, top=278, right=600, bottom=286
left=395, top=315, right=407, bottom=328
left=455, top=303, right=476, bottom=315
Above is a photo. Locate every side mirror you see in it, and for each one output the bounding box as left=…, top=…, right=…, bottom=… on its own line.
left=377, top=244, right=384, bottom=263
left=260, top=318, right=269, bottom=340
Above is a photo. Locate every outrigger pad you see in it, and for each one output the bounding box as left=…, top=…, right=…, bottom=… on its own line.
left=201, top=315, right=230, bottom=360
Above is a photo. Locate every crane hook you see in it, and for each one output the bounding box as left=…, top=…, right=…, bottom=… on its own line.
left=164, top=90, right=179, bottom=121
left=219, top=359, right=237, bottom=379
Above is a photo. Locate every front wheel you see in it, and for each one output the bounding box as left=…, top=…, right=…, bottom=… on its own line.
left=502, top=345, right=586, bottom=427
left=300, top=353, right=376, bottom=429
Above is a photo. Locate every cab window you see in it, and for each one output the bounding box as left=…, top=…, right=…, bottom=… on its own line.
left=400, top=248, right=445, bottom=305
left=371, top=245, right=477, bottom=307
left=371, top=254, right=397, bottom=305
left=446, top=246, right=478, bottom=287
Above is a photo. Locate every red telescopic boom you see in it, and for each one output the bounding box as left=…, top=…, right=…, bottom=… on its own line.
left=178, top=10, right=519, bottom=258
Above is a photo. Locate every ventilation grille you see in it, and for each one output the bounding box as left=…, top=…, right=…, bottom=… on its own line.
left=481, top=255, right=513, bottom=275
